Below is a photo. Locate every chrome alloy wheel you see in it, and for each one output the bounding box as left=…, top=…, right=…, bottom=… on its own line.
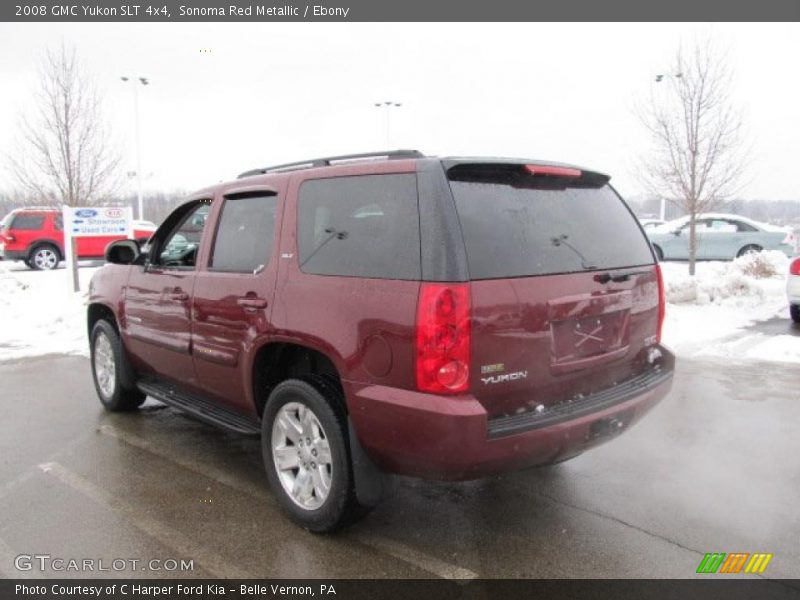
left=271, top=402, right=333, bottom=510
left=93, top=332, right=116, bottom=398
left=33, top=247, right=58, bottom=270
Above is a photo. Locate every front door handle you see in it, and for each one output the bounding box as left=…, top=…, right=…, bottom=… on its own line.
left=237, top=297, right=268, bottom=309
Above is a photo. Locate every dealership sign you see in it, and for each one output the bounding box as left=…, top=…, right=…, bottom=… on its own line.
left=65, top=206, right=133, bottom=237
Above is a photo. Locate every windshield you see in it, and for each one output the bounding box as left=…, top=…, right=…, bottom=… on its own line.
left=448, top=165, right=654, bottom=279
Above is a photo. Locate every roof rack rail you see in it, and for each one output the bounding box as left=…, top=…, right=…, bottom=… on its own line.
left=237, top=149, right=425, bottom=179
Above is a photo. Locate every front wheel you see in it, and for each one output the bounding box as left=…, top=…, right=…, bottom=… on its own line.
left=791, top=304, right=800, bottom=324
left=90, top=320, right=145, bottom=411
left=262, top=378, right=370, bottom=532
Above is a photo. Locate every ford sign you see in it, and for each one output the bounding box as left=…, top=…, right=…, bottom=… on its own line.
left=75, top=209, right=98, bottom=218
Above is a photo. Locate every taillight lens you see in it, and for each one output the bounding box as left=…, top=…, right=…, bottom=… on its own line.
left=415, top=283, right=471, bottom=394
left=655, top=264, right=666, bottom=344
left=790, top=258, right=800, bottom=276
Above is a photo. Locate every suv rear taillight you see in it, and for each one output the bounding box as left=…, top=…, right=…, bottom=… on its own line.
left=655, top=264, right=666, bottom=343
left=790, top=258, right=800, bottom=276
left=415, top=283, right=471, bottom=394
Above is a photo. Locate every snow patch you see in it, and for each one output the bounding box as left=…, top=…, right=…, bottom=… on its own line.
left=660, top=252, right=798, bottom=361
left=0, top=261, right=98, bottom=361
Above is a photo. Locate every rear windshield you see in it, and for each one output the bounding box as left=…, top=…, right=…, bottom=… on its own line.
left=448, top=165, right=654, bottom=280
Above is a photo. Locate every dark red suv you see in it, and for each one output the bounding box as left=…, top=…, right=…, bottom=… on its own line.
left=87, top=151, right=674, bottom=531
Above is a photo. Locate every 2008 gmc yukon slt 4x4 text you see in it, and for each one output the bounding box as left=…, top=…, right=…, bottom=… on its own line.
left=87, top=150, right=674, bottom=532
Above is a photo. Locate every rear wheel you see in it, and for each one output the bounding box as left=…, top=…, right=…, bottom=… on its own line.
left=29, top=244, right=60, bottom=270
left=90, top=320, right=145, bottom=411
left=262, top=378, right=370, bottom=532
left=737, top=244, right=762, bottom=258
left=791, top=304, right=800, bottom=324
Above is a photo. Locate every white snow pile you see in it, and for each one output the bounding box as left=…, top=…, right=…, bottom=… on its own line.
left=0, top=261, right=97, bottom=361
left=660, top=251, right=797, bottom=360
left=663, top=250, right=789, bottom=305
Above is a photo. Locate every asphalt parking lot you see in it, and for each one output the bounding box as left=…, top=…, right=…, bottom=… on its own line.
left=0, top=352, right=798, bottom=580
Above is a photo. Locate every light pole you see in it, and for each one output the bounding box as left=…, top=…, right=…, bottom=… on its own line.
left=653, top=72, right=682, bottom=221
left=374, top=101, right=402, bottom=148
left=121, top=76, right=149, bottom=220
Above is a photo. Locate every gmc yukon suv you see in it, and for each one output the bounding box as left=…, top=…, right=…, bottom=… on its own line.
left=87, top=150, right=674, bottom=532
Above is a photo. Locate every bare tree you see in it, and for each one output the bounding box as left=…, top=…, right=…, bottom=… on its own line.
left=638, top=40, right=748, bottom=275
left=7, top=43, right=120, bottom=207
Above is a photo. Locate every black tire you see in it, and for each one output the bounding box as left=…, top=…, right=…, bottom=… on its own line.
left=652, top=244, right=664, bottom=261
left=262, top=377, right=370, bottom=533
left=736, top=244, right=762, bottom=258
left=90, top=320, right=145, bottom=412
left=791, top=304, right=800, bottom=324
left=28, top=244, right=61, bottom=270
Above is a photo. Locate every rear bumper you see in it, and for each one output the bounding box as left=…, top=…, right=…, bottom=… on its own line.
left=787, top=275, right=800, bottom=305
left=1, top=248, right=26, bottom=261
left=347, top=346, right=674, bottom=481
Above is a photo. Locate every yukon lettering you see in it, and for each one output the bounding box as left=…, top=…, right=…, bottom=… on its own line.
left=481, top=371, right=528, bottom=385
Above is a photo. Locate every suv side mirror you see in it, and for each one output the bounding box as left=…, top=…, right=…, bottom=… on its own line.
left=671, top=229, right=682, bottom=236
left=105, top=239, right=140, bottom=265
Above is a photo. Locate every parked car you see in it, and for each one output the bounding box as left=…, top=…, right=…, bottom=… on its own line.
left=0, top=207, right=156, bottom=270
left=639, top=218, right=666, bottom=231
left=647, top=213, right=796, bottom=261
left=88, top=150, right=674, bottom=532
left=788, top=257, right=800, bottom=323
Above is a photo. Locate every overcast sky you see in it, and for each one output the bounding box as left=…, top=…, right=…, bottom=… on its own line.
left=0, top=22, right=798, bottom=200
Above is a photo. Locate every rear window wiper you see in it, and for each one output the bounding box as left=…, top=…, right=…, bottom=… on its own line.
left=550, top=234, right=597, bottom=270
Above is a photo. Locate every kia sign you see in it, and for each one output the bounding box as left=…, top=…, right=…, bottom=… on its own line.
left=66, top=206, right=133, bottom=237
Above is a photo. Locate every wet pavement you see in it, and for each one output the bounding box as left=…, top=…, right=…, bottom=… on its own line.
left=748, top=315, right=800, bottom=337
left=0, top=354, right=798, bottom=580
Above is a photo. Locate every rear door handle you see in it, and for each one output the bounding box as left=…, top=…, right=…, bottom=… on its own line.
left=167, top=290, right=189, bottom=302
left=237, top=297, right=268, bottom=309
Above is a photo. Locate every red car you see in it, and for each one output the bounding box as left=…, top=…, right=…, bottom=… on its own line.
left=88, top=151, right=674, bottom=532
left=0, top=207, right=156, bottom=270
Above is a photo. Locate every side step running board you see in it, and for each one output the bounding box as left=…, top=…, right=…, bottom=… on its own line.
left=137, top=381, right=261, bottom=436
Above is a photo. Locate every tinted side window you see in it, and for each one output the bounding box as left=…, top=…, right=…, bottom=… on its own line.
left=297, top=174, right=420, bottom=280
left=211, top=194, right=277, bottom=273
left=10, top=215, right=45, bottom=230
